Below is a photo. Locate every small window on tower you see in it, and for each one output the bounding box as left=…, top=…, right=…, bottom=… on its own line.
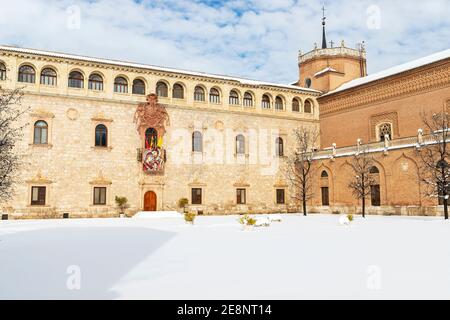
left=305, top=78, right=312, bottom=88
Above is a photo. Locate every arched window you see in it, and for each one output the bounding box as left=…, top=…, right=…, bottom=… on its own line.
left=243, top=92, right=253, bottom=107
left=145, top=128, right=158, bottom=149
left=0, top=63, right=6, bottom=81
left=209, top=88, right=220, bottom=104
left=40, top=68, right=57, bottom=86
left=236, top=134, right=245, bottom=154
left=95, top=124, right=107, bottom=147
left=68, top=71, right=84, bottom=88
left=262, top=94, right=271, bottom=109
left=229, top=90, right=239, bottom=105
left=378, top=123, right=392, bottom=142
left=292, top=98, right=300, bottom=112
left=370, top=166, right=381, bottom=206
left=275, top=96, right=283, bottom=110
left=275, top=137, right=284, bottom=157
left=320, top=171, right=330, bottom=205
left=132, top=79, right=145, bottom=95
left=173, top=83, right=184, bottom=99
left=156, top=81, right=168, bottom=97
left=114, top=77, right=128, bottom=93
left=194, top=86, right=205, bottom=101
left=88, top=73, right=103, bottom=91
left=192, top=131, right=203, bottom=152
left=304, top=100, right=312, bottom=113
left=370, top=166, right=380, bottom=174
left=18, top=65, right=35, bottom=83
left=305, top=78, right=312, bottom=88
left=33, top=120, right=48, bottom=144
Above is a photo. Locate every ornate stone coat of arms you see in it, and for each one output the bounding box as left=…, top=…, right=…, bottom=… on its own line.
left=134, top=94, right=169, bottom=173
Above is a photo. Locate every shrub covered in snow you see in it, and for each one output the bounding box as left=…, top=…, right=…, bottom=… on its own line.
left=184, top=212, right=196, bottom=224
left=339, top=215, right=351, bottom=226
left=347, top=214, right=354, bottom=222
left=239, top=214, right=257, bottom=226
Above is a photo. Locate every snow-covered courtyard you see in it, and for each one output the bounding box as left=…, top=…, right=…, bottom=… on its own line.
left=1, top=214, right=450, bottom=299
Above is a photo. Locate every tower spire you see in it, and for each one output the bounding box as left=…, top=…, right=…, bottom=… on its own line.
left=321, top=5, right=327, bottom=49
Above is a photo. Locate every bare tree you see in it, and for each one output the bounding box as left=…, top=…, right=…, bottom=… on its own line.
left=285, top=127, right=319, bottom=216
left=0, top=86, right=27, bottom=202
left=416, top=110, right=450, bottom=220
left=348, top=148, right=375, bottom=218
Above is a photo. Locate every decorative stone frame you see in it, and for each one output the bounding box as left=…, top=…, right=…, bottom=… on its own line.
left=89, top=176, right=112, bottom=207
left=90, top=115, right=113, bottom=151
left=29, top=110, right=55, bottom=148
left=26, top=173, right=53, bottom=207
left=370, top=111, right=398, bottom=142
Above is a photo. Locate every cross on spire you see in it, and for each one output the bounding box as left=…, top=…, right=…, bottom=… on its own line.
left=321, top=4, right=327, bottom=49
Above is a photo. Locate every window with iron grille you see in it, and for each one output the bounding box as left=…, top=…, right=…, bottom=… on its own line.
left=237, top=189, right=246, bottom=204
left=191, top=188, right=202, bottom=205
left=132, top=79, right=146, bottom=95
left=114, top=77, right=128, bottom=93
left=229, top=90, right=239, bottom=105
left=209, top=88, right=220, bottom=104
left=194, top=86, right=205, bottom=101
left=262, top=95, right=271, bottom=109
left=18, top=65, right=36, bottom=83
left=243, top=92, right=253, bottom=107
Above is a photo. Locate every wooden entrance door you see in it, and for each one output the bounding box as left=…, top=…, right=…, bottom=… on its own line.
left=144, top=191, right=157, bottom=211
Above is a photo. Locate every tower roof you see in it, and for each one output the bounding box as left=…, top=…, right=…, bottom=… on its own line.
left=321, top=5, right=327, bottom=49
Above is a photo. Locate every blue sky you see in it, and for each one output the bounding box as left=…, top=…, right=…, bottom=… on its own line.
left=0, top=0, right=449, bottom=84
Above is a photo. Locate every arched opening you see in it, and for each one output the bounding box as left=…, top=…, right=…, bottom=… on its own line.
left=378, top=123, right=392, bottom=142
left=229, top=90, right=239, bottom=105
left=370, top=166, right=381, bottom=206
left=304, top=100, right=313, bottom=113
left=275, top=96, right=284, bottom=110
left=236, top=134, right=245, bottom=154
left=275, top=137, right=284, bottom=157
left=132, top=79, right=146, bottom=95
left=144, top=191, right=157, bottom=211
left=40, top=68, right=57, bottom=86
left=68, top=71, right=84, bottom=88
left=0, top=62, right=6, bottom=80
left=262, top=94, right=271, bottom=109
left=33, top=120, right=48, bottom=144
left=18, top=65, right=36, bottom=83
left=209, top=88, right=220, bottom=104
left=88, top=73, right=103, bottom=91
left=192, top=131, right=203, bottom=152
left=321, top=170, right=330, bottom=206
left=292, top=98, right=300, bottom=112
left=114, top=76, right=128, bottom=93
left=243, top=92, right=253, bottom=107
left=156, top=81, right=168, bottom=97
left=173, top=83, right=184, bottom=99
left=95, top=124, right=108, bottom=147
left=145, top=127, right=158, bottom=149
left=194, top=86, right=205, bottom=101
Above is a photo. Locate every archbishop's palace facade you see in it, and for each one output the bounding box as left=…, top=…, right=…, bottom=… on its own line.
left=1, top=18, right=450, bottom=218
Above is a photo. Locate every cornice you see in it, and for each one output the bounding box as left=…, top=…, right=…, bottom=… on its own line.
left=318, top=60, right=450, bottom=116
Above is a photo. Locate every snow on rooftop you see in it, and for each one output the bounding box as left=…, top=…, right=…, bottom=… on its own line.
left=324, top=49, right=450, bottom=96
left=314, top=67, right=337, bottom=77
left=0, top=45, right=320, bottom=94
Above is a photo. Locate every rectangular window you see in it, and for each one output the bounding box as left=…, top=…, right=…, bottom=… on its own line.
left=276, top=189, right=285, bottom=204
left=93, top=187, right=107, bottom=205
left=191, top=188, right=202, bottom=205
left=237, top=189, right=246, bottom=204
left=31, top=186, right=46, bottom=206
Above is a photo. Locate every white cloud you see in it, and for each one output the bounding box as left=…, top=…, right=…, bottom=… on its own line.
left=0, top=0, right=448, bottom=84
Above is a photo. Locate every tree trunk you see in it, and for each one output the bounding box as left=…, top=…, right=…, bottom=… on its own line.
left=444, top=195, right=449, bottom=220
left=362, top=197, right=366, bottom=218
left=303, top=198, right=307, bottom=216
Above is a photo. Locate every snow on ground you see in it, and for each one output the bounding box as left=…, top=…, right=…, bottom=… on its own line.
left=1, top=214, right=450, bottom=300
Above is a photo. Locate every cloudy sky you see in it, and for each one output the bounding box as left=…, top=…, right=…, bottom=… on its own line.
left=0, top=0, right=449, bottom=84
